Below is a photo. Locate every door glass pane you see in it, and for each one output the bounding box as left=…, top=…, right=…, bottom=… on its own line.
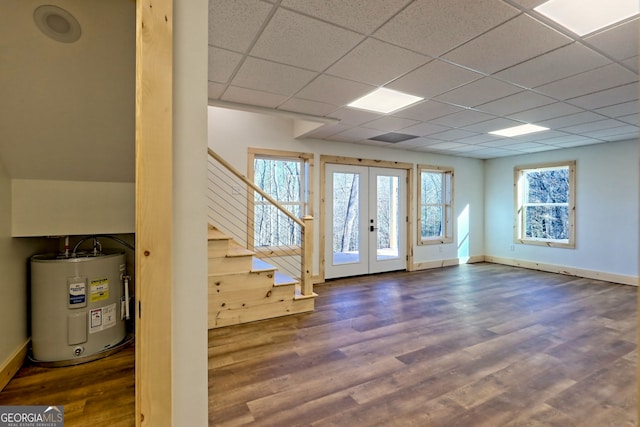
left=332, top=172, right=360, bottom=265
left=376, top=175, right=399, bottom=260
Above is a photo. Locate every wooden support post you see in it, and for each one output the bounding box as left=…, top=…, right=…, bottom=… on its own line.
left=136, top=0, right=173, bottom=425
left=302, top=215, right=314, bottom=296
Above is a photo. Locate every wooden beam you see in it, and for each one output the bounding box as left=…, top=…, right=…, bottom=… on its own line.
left=135, top=0, right=173, bottom=425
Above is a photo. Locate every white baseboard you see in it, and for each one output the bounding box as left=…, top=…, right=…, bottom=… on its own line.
left=485, top=256, right=638, bottom=287
left=0, top=339, right=29, bottom=392
left=411, top=255, right=485, bottom=271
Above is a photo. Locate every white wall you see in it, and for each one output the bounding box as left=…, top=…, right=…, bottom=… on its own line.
left=485, top=139, right=638, bottom=283
left=12, top=179, right=135, bottom=237
left=0, top=158, right=56, bottom=383
left=173, top=1, right=209, bottom=425
left=207, top=106, right=486, bottom=274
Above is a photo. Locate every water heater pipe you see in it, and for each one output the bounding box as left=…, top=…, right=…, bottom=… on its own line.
left=123, top=276, right=130, bottom=320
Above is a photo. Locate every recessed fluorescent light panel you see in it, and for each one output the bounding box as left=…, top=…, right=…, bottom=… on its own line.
left=348, top=88, right=423, bottom=114
left=535, top=0, right=640, bottom=36
left=489, top=124, right=549, bottom=137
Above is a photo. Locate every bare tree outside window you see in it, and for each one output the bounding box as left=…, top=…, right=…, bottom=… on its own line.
left=332, top=172, right=359, bottom=254
left=418, top=166, right=453, bottom=244
left=515, top=161, right=576, bottom=248
left=254, top=156, right=303, bottom=247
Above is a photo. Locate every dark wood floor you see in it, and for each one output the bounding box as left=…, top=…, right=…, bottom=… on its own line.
left=209, top=263, right=637, bottom=426
left=0, top=344, right=135, bottom=426
left=1, top=263, right=636, bottom=426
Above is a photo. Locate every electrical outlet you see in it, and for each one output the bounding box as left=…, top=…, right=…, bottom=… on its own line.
left=438, top=245, right=443, bottom=253
left=509, top=244, right=515, bottom=252
left=231, top=186, right=242, bottom=195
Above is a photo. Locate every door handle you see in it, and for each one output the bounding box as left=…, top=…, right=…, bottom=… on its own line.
left=370, top=225, right=378, bottom=232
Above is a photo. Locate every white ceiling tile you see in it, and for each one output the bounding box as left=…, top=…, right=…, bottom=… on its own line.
left=208, top=47, right=243, bottom=84
left=567, top=82, right=639, bottom=110
left=329, top=107, right=383, bottom=125
left=430, top=109, right=497, bottom=128
left=208, top=0, right=273, bottom=52
left=326, top=38, right=429, bottom=86
left=461, top=147, right=514, bottom=158
left=521, top=144, right=562, bottom=153
left=278, top=98, right=338, bottom=117
left=476, top=91, right=556, bottom=116
left=331, top=127, right=382, bottom=142
left=518, top=130, right=572, bottom=141
left=618, top=114, right=639, bottom=126
left=373, top=0, right=519, bottom=57
left=506, top=142, right=548, bottom=151
left=427, top=141, right=466, bottom=150
left=251, top=9, right=363, bottom=71
left=448, top=144, right=487, bottom=152
left=510, top=129, right=562, bottom=142
left=386, top=59, right=483, bottom=98
left=534, top=63, right=637, bottom=99
left=456, top=133, right=506, bottom=144
left=205, top=1, right=639, bottom=158
left=594, top=101, right=638, bottom=118
left=296, top=75, right=374, bottom=106
left=399, top=122, right=451, bottom=136
left=553, top=139, right=605, bottom=148
left=392, top=100, right=463, bottom=121
left=443, top=15, right=572, bottom=74
left=221, top=86, right=288, bottom=108
left=434, top=77, right=522, bottom=108
left=232, top=57, right=317, bottom=95
left=536, top=111, right=606, bottom=129
left=304, top=122, right=352, bottom=139
left=280, top=0, right=412, bottom=35
left=601, top=132, right=638, bottom=142
left=478, top=138, right=517, bottom=148
left=208, top=82, right=226, bottom=100
left=508, top=102, right=584, bottom=123
left=394, top=137, right=444, bottom=148
left=495, top=43, right=611, bottom=89
left=559, top=118, right=629, bottom=134
left=362, top=116, right=421, bottom=132
left=585, top=18, right=639, bottom=61
left=428, top=129, right=479, bottom=141
left=587, top=125, right=638, bottom=139
left=622, top=56, right=638, bottom=73
left=540, top=134, right=591, bottom=145
left=508, top=0, right=547, bottom=8
left=462, top=117, right=526, bottom=133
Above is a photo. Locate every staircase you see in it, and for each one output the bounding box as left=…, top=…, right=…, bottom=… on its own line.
left=208, top=225, right=316, bottom=328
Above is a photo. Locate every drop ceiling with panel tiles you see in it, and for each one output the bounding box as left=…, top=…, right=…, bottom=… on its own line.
left=208, top=0, right=639, bottom=159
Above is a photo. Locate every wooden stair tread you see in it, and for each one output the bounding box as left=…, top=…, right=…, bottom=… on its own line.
left=252, top=257, right=277, bottom=272
left=208, top=227, right=230, bottom=241
left=226, top=241, right=255, bottom=257
left=274, top=271, right=298, bottom=286
left=294, top=288, right=318, bottom=300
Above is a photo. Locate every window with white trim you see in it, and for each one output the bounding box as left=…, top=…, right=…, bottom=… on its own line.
left=514, top=161, right=575, bottom=248
left=418, top=165, right=453, bottom=244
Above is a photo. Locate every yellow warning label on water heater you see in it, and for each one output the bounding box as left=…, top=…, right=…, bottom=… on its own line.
left=90, top=278, right=110, bottom=302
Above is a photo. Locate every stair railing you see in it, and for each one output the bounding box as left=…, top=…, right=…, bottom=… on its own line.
left=207, top=148, right=313, bottom=296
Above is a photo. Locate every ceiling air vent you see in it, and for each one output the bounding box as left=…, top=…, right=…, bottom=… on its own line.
left=368, top=132, right=419, bottom=143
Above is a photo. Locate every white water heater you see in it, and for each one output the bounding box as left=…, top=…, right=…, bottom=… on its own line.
left=30, top=250, right=127, bottom=364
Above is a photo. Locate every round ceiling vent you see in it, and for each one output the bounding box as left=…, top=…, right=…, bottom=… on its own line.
left=33, top=5, right=81, bottom=43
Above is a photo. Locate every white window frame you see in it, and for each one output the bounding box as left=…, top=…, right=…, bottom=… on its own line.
left=418, top=165, right=454, bottom=245
left=514, top=161, right=576, bottom=248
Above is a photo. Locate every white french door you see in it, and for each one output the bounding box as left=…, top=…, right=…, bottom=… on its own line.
left=325, top=164, right=407, bottom=279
